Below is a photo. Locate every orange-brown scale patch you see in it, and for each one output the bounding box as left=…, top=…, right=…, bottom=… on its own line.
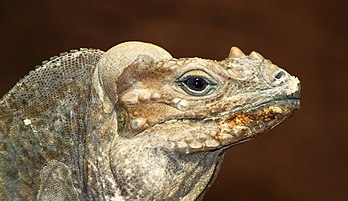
left=214, top=134, right=223, bottom=141
left=218, top=114, right=253, bottom=129
left=213, top=106, right=284, bottom=142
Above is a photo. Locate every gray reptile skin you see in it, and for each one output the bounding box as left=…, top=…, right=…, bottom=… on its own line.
left=0, top=41, right=300, bottom=201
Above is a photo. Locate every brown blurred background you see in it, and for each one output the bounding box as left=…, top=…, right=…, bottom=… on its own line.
left=0, top=0, right=347, bottom=200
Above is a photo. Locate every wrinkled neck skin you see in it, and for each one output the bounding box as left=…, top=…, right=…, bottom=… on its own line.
left=88, top=131, right=224, bottom=200
left=109, top=137, right=224, bottom=200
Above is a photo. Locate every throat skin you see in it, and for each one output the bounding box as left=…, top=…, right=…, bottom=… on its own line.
left=90, top=135, right=224, bottom=200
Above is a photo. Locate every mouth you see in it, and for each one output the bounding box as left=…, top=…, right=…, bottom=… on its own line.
left=154, top=98, right=300, bottom=154
left=214, top=98, right=300, bottom=150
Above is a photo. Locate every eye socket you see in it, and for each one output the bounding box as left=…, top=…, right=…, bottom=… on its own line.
left=176, top=71, right=217, bottom=96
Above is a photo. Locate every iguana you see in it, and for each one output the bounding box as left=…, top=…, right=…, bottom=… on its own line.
left=0, top=41, right=300, bottom=201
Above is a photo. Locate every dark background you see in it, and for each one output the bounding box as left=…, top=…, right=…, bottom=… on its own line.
left=0, top=0, right=347, bottom=200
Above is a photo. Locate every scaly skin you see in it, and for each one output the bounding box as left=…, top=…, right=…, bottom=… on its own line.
left=0, top=42, right=300, bottom=200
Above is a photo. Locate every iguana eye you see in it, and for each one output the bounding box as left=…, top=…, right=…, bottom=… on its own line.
left=177, top=71, right=217, bottom=96
left=183, top=76, right=208, bottom=91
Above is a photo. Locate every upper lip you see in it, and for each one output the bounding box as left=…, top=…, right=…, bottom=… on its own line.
left=217, top=97, right=300, bottom=118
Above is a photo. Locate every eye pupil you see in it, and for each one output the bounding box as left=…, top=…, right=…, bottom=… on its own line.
left=185, top=77, right=208, bottom=91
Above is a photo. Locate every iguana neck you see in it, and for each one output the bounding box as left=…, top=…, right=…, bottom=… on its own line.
left=118, top=139, right=224, bottom=200
left=88, top=136, right=224, bottom=200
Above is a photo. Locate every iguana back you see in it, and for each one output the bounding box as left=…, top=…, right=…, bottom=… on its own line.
left=0, top=49, right=103, bottom=200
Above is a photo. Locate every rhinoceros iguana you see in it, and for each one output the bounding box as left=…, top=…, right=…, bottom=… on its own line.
left=0, top=41, right=300, bottom=200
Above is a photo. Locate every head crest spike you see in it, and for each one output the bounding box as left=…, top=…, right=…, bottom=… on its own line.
left=228, top=46, right=245, bottom=58
left=249, top=51, right=264, bottom=61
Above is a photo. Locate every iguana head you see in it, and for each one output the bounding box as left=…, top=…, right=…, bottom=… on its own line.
left=98, top=42, right=300, bottom=154
left=92, top=41, right=300, bottom=200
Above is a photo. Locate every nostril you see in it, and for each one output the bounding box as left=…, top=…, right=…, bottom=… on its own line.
left=274, top=71, right=285, bottom=79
